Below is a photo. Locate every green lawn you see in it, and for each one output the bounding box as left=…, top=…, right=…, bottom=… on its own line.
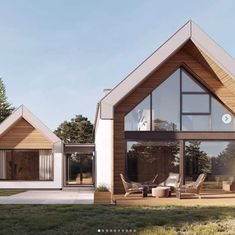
left=0, top=190, right=25, bottom=196
left=0, top=205, right=235, bottom=235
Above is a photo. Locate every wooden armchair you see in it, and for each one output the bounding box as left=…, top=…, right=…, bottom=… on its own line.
left=176, top=173, right=206, bottom=199
left=120, top=173, right=158, bottom=197
left=120, top=173, right=143, bottom=197
left=159, top=173, right=181, bottom=192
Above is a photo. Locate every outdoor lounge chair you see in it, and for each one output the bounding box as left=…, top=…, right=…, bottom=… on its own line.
left=120, top=173, right=144, bottom=197
left=176, top=173, right=206, bottom=199
left=120, top=173, right=159, bottom=197
left=159, top=173, right=181, bottom=192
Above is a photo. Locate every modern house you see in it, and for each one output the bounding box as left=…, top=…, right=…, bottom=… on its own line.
left=95, top=20, right=235, bottom=194
left=1, top=21, right=235, bottom=195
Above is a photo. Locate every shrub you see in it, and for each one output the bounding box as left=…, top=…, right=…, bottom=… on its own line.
left=95, top=185, right=110, bottom=192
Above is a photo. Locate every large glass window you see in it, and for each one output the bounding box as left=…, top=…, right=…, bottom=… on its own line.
left=124, top=95, right=151, bottom=131
left=126, top=141, right=180, bottom=183
left=182, top=94, right=210, bottom=113
left=152, top=69, right=180, bottom=131
left=0, top=150, right=53, bottom=181
left=211, top=98, right=234, bottom=131
left=182, top=116, right=210, bottom=131
left=124, top=67, right=235, bottom=131
left=182, top=70, right=204, bottom=92
left=185, top=141, right=235, bottom=189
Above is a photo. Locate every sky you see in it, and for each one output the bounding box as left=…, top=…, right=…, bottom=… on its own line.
left=1, top=0, right=235, bottom=130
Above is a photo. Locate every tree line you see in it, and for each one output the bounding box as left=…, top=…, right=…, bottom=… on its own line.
left=0, top=78, right=93, bottom=143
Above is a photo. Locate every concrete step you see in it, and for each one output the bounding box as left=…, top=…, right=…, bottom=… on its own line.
left=62, top=186, right=94, bottom=192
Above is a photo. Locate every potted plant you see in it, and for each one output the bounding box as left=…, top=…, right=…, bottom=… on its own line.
left=94, top=185, right=111, bottom=204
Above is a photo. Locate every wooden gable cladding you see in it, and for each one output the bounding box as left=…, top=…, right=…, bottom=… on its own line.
left=113, top=45, right=235, bottom=194
left=0, top=118, right=53, bottom=149
left=184, top=40, right=235, bottom=98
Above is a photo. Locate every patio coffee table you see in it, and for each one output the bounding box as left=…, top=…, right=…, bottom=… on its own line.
left=152, top=186, right=171, bottom=198
left=142, top=186, right=148, bottom=197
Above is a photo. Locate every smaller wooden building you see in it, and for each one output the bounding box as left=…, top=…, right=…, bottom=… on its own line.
left=0, top=105, right=63, bottom=189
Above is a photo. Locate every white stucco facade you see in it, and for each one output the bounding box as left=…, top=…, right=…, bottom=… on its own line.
left=95, top=109, right=113, bottom=191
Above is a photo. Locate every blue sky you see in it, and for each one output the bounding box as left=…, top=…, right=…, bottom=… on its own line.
left=0, top=0, right=235, bottom=130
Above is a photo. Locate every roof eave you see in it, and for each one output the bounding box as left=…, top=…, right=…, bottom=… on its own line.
left=100, top=20, right=235, bottom=120
left=191, top=21, right=235, bottom=80
left=100, top=20, right=191, bottom=119
left=0, top=105, right=62, bottom=145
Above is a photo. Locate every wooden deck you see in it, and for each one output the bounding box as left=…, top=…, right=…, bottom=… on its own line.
left=114, top=190, right=235, bottom=206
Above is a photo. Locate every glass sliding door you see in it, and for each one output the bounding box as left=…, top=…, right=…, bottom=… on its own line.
left=185, top=141, right=235, bottom=189
left=66, top=153, right=93, bottom=185
left=126, top=141, right=180, bottom=183
left=126, top=140, right=235, bottom=190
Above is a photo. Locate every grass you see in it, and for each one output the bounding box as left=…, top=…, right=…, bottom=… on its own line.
left=0, top=190, right=25, bottom=196
left=0, top=205, right=235, bottom=234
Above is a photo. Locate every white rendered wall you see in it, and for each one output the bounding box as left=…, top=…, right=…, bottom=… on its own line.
left=0, top=152, right=63, bottom=189
left=95, top=113, right=113, bottom=191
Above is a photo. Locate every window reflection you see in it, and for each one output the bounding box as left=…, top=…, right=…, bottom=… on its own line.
left=124, top=67, right=235, bottom=132
left=211, top=98, right=234, bottom=131
left=182, top=94, right=210, bottom=113
left=0, top=150, right=53, bottom=181
left=127, top=141, right=180, bottom=183
left=182, top=70, right=204, bottom=92
left=152, top=69, right=180, bottom=131
left=185, top=141, right=235, bottom=189
left=182, top=115, right=210, bottom=131
left=124, top=95, right=151, bottom=131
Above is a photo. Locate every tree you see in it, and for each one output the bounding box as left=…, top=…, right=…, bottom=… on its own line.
left=54, top=115, right=93, bottom=143
left=127, top=141, right=180, bottom=182
left=185, top=141, right=211, bottom=180
left=153, top=118, right=178, bottom=131
left=0, top=78, right=14, bottom=123
left=213, top=142, right=235, bottom=175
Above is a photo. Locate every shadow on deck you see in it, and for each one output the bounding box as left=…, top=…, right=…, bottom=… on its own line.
left=114, top=190, right=235, bottom=206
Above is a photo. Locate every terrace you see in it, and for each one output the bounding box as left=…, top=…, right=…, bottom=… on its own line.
left=114, top=190, right=235, bottom=206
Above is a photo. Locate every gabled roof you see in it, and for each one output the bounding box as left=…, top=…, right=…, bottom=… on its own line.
left=100, top=20, right=235, bottom=119
left=0, top=105, right=62, bottom=144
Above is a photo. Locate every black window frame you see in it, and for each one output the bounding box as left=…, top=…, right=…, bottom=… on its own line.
left=124, top=66, right=234, bottom=132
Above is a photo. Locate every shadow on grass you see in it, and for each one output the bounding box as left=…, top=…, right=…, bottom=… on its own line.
left=0, top=205, right=234, bottom=234
left=0, top=190, right=25, bottom=196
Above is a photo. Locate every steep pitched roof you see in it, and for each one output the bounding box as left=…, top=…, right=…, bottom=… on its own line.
left=0, top=105, right=62, bottom=144
left=100, top=20, right=235, bottom=119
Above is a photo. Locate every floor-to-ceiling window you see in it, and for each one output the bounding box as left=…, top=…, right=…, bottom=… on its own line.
left=124, top=67, right=235, bottom=187
left=126, top=141, right=180, bottom=183
left=66, top=153, right=93, bottom=185
left=0, top=150, right=53, bottom=181
left=185, top=141, right=235, bottom=189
